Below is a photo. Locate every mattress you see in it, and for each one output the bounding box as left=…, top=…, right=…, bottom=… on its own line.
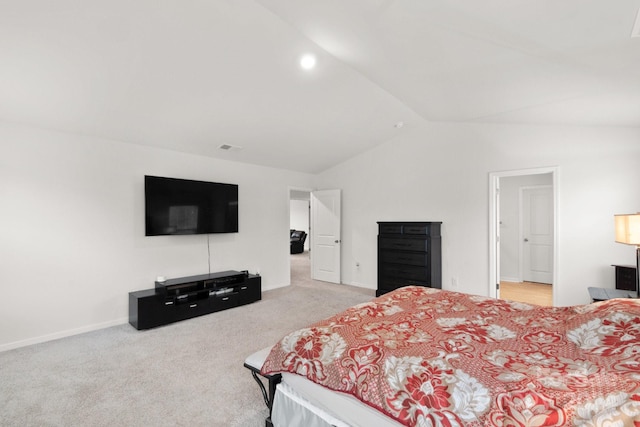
left=272, top=372, right=402, bottom=427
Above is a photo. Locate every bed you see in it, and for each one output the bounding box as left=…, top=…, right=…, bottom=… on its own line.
left=248, top=286, right=640, bottom=426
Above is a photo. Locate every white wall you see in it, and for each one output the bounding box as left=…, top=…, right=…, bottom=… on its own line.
left=3, top=119, right=639, bottom=351
left=289, top=199, right=310, bottom=251
left=499, top=173, right=553, bottom=282
left=314, top=121, right=640, bottom=307
left=0, top=122, right=313, bottom=351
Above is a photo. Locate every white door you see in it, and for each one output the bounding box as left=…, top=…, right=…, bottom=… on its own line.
left=310, top=189, right=341, bottom=284
left=522, top=186, right=553, bottom=284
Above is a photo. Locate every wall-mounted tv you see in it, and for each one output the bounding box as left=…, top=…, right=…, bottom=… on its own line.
left=145, top=175, right=238, bottom=236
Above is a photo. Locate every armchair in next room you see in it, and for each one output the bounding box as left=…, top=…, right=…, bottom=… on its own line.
left=290, top=230, right=307, bottom=254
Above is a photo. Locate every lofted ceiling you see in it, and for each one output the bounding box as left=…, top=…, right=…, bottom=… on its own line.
left=1, top=0, right=639, bottom=173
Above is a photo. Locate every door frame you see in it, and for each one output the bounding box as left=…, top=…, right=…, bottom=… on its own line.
left=489, top=167, right=558, bottom=304
left=288, top=186, right=312, bottom=283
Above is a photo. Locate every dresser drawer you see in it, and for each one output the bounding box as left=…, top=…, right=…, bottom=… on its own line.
left=381, top=251, right=428, bottom=267
left=211, top=292, right=239, bottom=312
left=174, top=299, right=210, bottom=321
left=403, top=225, right=431, bottom=235
left=381, top=264, right=430, bottom=282
left=379, top=238, right=428, bottom=252
left=379, top=224, right=403, bottom=234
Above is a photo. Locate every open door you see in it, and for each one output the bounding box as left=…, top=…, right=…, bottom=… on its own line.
left=310, top=189, right=341, bottom=284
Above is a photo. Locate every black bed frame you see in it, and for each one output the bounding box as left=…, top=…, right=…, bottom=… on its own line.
left=244, top=361, right=282, bottom=427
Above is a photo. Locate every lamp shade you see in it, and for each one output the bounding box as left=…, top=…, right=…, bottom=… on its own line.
left=615, top=213, right=640, bottom=245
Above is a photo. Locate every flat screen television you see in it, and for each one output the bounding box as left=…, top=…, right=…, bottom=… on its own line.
left=145, top=175, right=238, bottom=236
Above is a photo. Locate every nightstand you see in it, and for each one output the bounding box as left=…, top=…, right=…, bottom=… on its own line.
left=588, top=286, right=638, bottom=302
left=612, top=264, right=637, bottom=291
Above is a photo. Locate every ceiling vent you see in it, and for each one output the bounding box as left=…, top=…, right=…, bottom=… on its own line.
left=218, top=144, right=243, bottom=151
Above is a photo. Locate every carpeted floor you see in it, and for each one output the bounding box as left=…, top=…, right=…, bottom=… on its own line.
left=0, top=253, right=374, bottom=427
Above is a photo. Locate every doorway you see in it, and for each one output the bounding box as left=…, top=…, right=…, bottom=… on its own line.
left=289, top=188, right=311, bottom=285
left=489, top=167, right=558, bottom=305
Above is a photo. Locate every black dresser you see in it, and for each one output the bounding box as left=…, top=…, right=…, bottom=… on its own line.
left=377, top=221, right=442, bottom=296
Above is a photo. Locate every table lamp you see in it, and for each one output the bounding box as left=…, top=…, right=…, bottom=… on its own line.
left=615, top=213, right=640, bottom=296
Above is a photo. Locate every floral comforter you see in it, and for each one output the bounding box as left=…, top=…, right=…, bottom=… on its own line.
left=261, top=286, right=640, bottom=426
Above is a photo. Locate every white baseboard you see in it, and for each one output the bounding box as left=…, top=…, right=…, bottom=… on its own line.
left=500, top=276, right=521, bottom=283
left=0, top=317, right=129, bottom=353
left=346, top=281, right=375, bottom=291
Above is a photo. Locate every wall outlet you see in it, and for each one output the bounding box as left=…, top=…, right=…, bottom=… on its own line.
left=451, top=277, right=458, bottom=289
left=355, top=261, right=360, bottom=268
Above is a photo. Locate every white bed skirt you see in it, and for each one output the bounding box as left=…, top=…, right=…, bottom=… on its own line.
left=272, top=373, right=402, bottom=427
left=272, top=380, right=349, bottom=427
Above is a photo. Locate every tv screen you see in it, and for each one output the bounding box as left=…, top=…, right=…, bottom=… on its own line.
left=145, top=175, right=238, bottom=236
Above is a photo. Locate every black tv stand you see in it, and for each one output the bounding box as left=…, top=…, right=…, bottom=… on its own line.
left=129, top=270, right=261, bottom=330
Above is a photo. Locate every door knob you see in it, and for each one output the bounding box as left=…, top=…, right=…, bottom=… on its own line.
left=335, top=240, right=341, bottom=243
left=524, top=238, right=529, bottom=242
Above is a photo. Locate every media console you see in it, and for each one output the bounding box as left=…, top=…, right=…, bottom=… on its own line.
left=129, top=270, right=261, bottom=330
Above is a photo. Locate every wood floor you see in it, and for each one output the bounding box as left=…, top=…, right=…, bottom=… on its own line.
left=292, top=254, right=553, bottom=306
left=500, top=281, right=553, bottom=306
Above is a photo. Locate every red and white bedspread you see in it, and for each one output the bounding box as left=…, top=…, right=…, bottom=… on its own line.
left=261, top=286, right=640, bottom=426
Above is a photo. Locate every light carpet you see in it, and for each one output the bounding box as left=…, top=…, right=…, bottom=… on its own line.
left=0, top=253, right=374, bottom=427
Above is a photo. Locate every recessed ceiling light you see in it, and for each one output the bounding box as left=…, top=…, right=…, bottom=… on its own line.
left=300, top=54, right=316, bottom=70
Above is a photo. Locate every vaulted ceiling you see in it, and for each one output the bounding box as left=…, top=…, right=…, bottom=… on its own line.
left=2, top=1, right=639, bottom=173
